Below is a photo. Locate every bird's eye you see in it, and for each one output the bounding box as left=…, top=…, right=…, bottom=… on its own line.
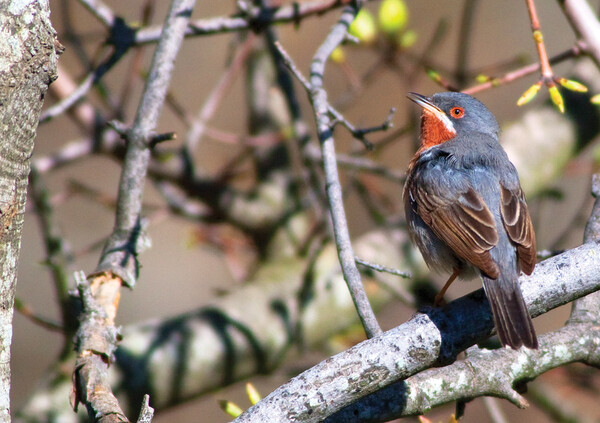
left=450, top=107, right=465, bottom=118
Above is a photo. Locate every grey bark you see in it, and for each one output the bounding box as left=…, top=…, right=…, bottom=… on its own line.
left=0, top=0, right=59, bottom=421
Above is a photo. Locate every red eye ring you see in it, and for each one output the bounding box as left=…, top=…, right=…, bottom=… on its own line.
left=450, top=106, right=465, bottom=119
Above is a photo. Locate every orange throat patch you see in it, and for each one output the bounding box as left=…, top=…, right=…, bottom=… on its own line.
left=419, top=110, right=456, bottom=149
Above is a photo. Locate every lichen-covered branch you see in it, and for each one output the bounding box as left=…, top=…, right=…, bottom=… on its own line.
left=328, top=321, right=600, bottom=422
left=235, top=240, right=600, bottom=422
left=19, top=229, right=420, bottom=421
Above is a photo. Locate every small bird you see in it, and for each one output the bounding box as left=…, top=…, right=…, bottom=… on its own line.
left=404, top=91, right=538, bottom=349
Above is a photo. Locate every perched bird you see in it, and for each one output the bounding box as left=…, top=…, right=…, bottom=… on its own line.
left=404, top=91, right=538, bottom=349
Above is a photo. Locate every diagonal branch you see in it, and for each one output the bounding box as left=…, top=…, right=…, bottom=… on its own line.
left=328, top=173, right=600, bottom=422
left=72, top=0, right=197, bottom=421
left=235, top=240, right=600, bottom=422
left=559, top=0, right=600, bottom=68
left=306, top=4, right=382, bottom=339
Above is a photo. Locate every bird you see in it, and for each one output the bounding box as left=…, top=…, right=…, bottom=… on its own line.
left=404, top=91, right=538, bottom=349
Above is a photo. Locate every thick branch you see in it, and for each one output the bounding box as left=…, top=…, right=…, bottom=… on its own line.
left=328, top=322, right=600, bottom=421
left=235, top=242, right=600, bottom=422
left=19, top=230, right=420, bottom=421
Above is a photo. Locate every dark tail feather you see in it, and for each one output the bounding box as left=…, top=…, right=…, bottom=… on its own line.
left=482, top=275, right=538, bottom=349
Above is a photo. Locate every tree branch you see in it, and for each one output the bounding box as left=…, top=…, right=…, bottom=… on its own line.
left=559, top=0, right=600, bottom=68
left=235, top=241, right=600, bottom=422
left=307, top=4, right=382, bottom=339
left=72, top=0, right=197, bottom=421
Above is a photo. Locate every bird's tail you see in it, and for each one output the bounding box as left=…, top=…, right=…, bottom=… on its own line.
left=482, top=274, right=538, bottom=349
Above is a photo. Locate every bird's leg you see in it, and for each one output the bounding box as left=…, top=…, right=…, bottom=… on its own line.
left=434, top=268, right=460, bottom=307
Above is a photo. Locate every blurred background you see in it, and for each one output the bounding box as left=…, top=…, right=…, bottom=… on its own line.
left=14, top=0, right=600, bottom=421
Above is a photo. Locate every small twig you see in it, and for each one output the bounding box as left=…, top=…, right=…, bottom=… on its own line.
left=463, top=43, right=583, bottom=95
left=184, top=33, right=256, bottom=155
left=39, top=44, right=130, bottom=124
left=305, top=4, right=383, bottom=339
left=134, top=0, right=358, bottom=44
left=526, top=0, right=553, bottom=81
left=455, top=0, right=479, bottom=87
left=425, top=68, right=460, bottom=92
left=273, top=41, right=391, bottom=150
left=14, top=298, right=64, bottom=333
left=355, top=256, right=411, bottom=278
left=336, top=107, right=396, bottom=149
left=304, top=144, right=405, bottom=183
left=77, top=0, right=116, bottom=28
left=109, top=119, right=176, bottom=148
left=136, top=395, right=155, bottom=423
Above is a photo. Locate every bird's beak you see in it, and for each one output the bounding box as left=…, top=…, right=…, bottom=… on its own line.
left=406, top=92, right=443, bottom=115
left=406, top=92, right=455, bottom=134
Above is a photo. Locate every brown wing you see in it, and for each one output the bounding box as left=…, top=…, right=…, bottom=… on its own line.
left=411, top=183, right=500, bottom=278
left=500, top=184, right=537, bottom=275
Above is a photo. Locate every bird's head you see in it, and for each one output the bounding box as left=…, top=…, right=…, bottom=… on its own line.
left=407, top=91, right=500, bottom=149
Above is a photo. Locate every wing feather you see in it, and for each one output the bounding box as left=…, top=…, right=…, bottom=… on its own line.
left=500, top=184, right=537, bottom=275
left=410, top=182, right=500, bottom=278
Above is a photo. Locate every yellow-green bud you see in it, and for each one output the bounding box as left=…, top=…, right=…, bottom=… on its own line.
left=219, top=400, right=243, bottom=418
left=379, top=0, right=408, bottom=35
left=548, top=85, right=565, bottom=113
left=331, top=47, right=346, bottom=64
left=426, top=69, right=441, bottom=83
left=246, top=383, right=262, bottom=405
left=557, top=77, right=588, bottom=92
left=398, top=29, right=417, bottom=48
left=349, top=9, right=377, bottom=44
left=516, top=82, right=542, bottom=106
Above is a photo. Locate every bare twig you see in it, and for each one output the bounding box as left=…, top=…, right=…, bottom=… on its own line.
left=39, top=46, right=127, bottom=124
left=455, top=0, right=479, bottom=87
left=184, top=34, right=256, bottom=154
left=355, top=256, right=411, bottom=279
left=77, top=0, right=116, bottom=28
left=304, top=144, right=405, bottom=183
left=28, top=168, right=75, bottom=354
left=273, top=41, right=391, bottom=149
left=134, top=0, right=361, bottom=44
left=305, top=4, right=382, bottom=339
left=14, top=298, right=64, bottom=333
